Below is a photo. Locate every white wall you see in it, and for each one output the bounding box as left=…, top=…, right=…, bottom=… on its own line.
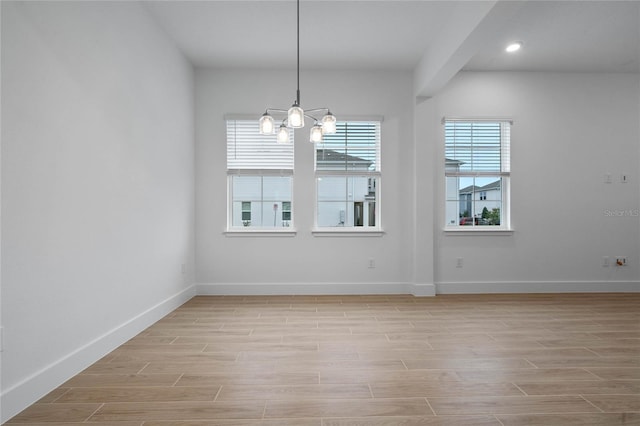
left=1, top=2, right=195, bottom=421
left=424, top=72, right=640, bottom=293
left=197, top=69, right=639, bottom=295
left=195, top=69, right=419, bottom=293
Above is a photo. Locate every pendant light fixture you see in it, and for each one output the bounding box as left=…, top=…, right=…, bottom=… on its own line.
left=259, top=0, right=336, bottom=143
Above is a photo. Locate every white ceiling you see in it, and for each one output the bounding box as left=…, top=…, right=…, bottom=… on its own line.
left=145, top=1, right=640, bottom=81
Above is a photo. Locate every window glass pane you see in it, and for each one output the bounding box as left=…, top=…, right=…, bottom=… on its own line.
left=446, top=176, right=502, bottom=227
left=262, top=176, right=292, bottom=201
left=317, top=201, right=349, bottom=227
left=317, top=176, right=347, bottom=201
left=282, top=201, right=291, bottom=223
left=317, top=176, right=377, bottom=227
left=230, top=176, right=292, bottom=228
left=445, top=201, right=459, bottom=226
left=232, top=176, right=261, bottom=200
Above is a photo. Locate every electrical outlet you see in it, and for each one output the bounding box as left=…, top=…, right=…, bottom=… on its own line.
left=603, top=256, right=610, bottom=267
left=456, top=257, right=464, bottom=268
left=181, top=263, right=186, bottom=274
left=368, top=258, right=375, bottom=269
left=615, top=257, right=627, bottom=266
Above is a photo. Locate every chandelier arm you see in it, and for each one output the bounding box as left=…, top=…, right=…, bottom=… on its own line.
left=305, top=108, right=331, bottom=114
left=264, top=108, right=289, bottom=114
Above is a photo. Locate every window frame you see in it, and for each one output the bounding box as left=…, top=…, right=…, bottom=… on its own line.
left=225, top=116, right=296, bottom=236
left=313, top=119, right=384, bottom=236
left=443, top=118, right=512, bottom=234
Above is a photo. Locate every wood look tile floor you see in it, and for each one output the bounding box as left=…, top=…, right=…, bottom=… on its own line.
left=8, top=294, right=640, bottom=425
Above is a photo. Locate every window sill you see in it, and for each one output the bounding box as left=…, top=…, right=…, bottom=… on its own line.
left=225, top=229, right=297, bottom=237
left=443, top=228, right=514, bottom=236
left=312, top=228, right=385, bottom=237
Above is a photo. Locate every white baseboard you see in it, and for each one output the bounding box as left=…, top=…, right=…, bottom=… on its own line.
left=197, top=282, right=436, bottom=297
left=436, top=280, right=640, bottom=294
left=1, top=285, right=196, bottom=424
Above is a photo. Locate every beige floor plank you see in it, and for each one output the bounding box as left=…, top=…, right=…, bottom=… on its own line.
left=588, top=347, right=640, bottom=357
left=115, top=343, right=207, bottom=352
left=264, top=398, right=433, bottom=418
left=143, top=420, right=321, bottom=426
left=585, top=368, right=640, bottom=380
left=89, top=401, right=267, bottom=421
left=235, top=350, right=359, bottom=362
left=582, top=395, right=640, bottom=412
left=321, top=416, right=503, bottom=426
left=528, top=357, right=640, bottom=369
left=217, top=384, right=372, bottom=400
left=176, top=372, right=319, bottom=386
left=6, top=403, right=102, bottom=423
left=80, top=362, right=149, bottom=375
left=321, top=367, right=600, bottom=385
left=447, top=367, right=601, bottom=383
left=370, top=381, right=523, bottom=398
left=495, top=413, right=640, bottom=425
left=110, top=352, right=239, bottom=363
left=62, top=373, right=181, bottom=388
left=427, top=395, right=601, bottom=415
left=9, top=423, right=144, bottom=426
left=403, top=358, right=535, bottom=370
left=35, top=388, right=71, bottom=403
left=516, top=380, right=640, bottom=395
left=203, top=342, right=319, bottom=352
left=55, top=386, right=221, bottom=403
left=319, top=341, right=433, bottom=352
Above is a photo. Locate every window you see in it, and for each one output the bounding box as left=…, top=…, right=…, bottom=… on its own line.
left=241, top=201, right=251, bottom=225
left=227, top=118, right=294, bottom=230
left=282, top=201, right=291, bottom=224
left=315, top=121, right=381, bottom=229
left=444, top=120, right=511, bottom=229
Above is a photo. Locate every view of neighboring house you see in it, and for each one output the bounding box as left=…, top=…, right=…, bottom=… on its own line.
left=316, top=149, right=377, bottom=227
left=458, top=180, right=501, bottom=225
left=233, top=149, right=377, bottom=228
left=445, top=158, right=501, bottom=226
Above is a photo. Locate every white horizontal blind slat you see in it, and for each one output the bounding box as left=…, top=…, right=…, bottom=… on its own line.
left=445, top=121, right=510, bottom=173
left=227, top=119, right=294, bottom=170
left=316, top=121, right=380, bottom=172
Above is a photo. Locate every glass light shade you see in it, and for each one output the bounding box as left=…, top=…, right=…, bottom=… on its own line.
left=310, top=124, right=323, bottom=143
left=288, top=105, right=305, bottom=128
left=276, top=124, right=290, bottom=144
left=505, top=42, right=522, bottom=53
left=259, top=113, right=275, bottom=134
left=321, top=113, right=337, bottom=134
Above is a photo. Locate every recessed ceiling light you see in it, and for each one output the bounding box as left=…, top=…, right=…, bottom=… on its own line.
left=505, top=42, right=523, bottom=53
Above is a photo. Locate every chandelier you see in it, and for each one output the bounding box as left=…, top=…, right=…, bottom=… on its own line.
left=258, top=0, right=337, bottom=143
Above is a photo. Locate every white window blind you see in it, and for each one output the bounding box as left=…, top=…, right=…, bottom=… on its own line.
left=316, top=121, right=380, bottom=172
left=226, top=119, right=294, bottom=171
left=445, top=121, right=510, bottom=174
